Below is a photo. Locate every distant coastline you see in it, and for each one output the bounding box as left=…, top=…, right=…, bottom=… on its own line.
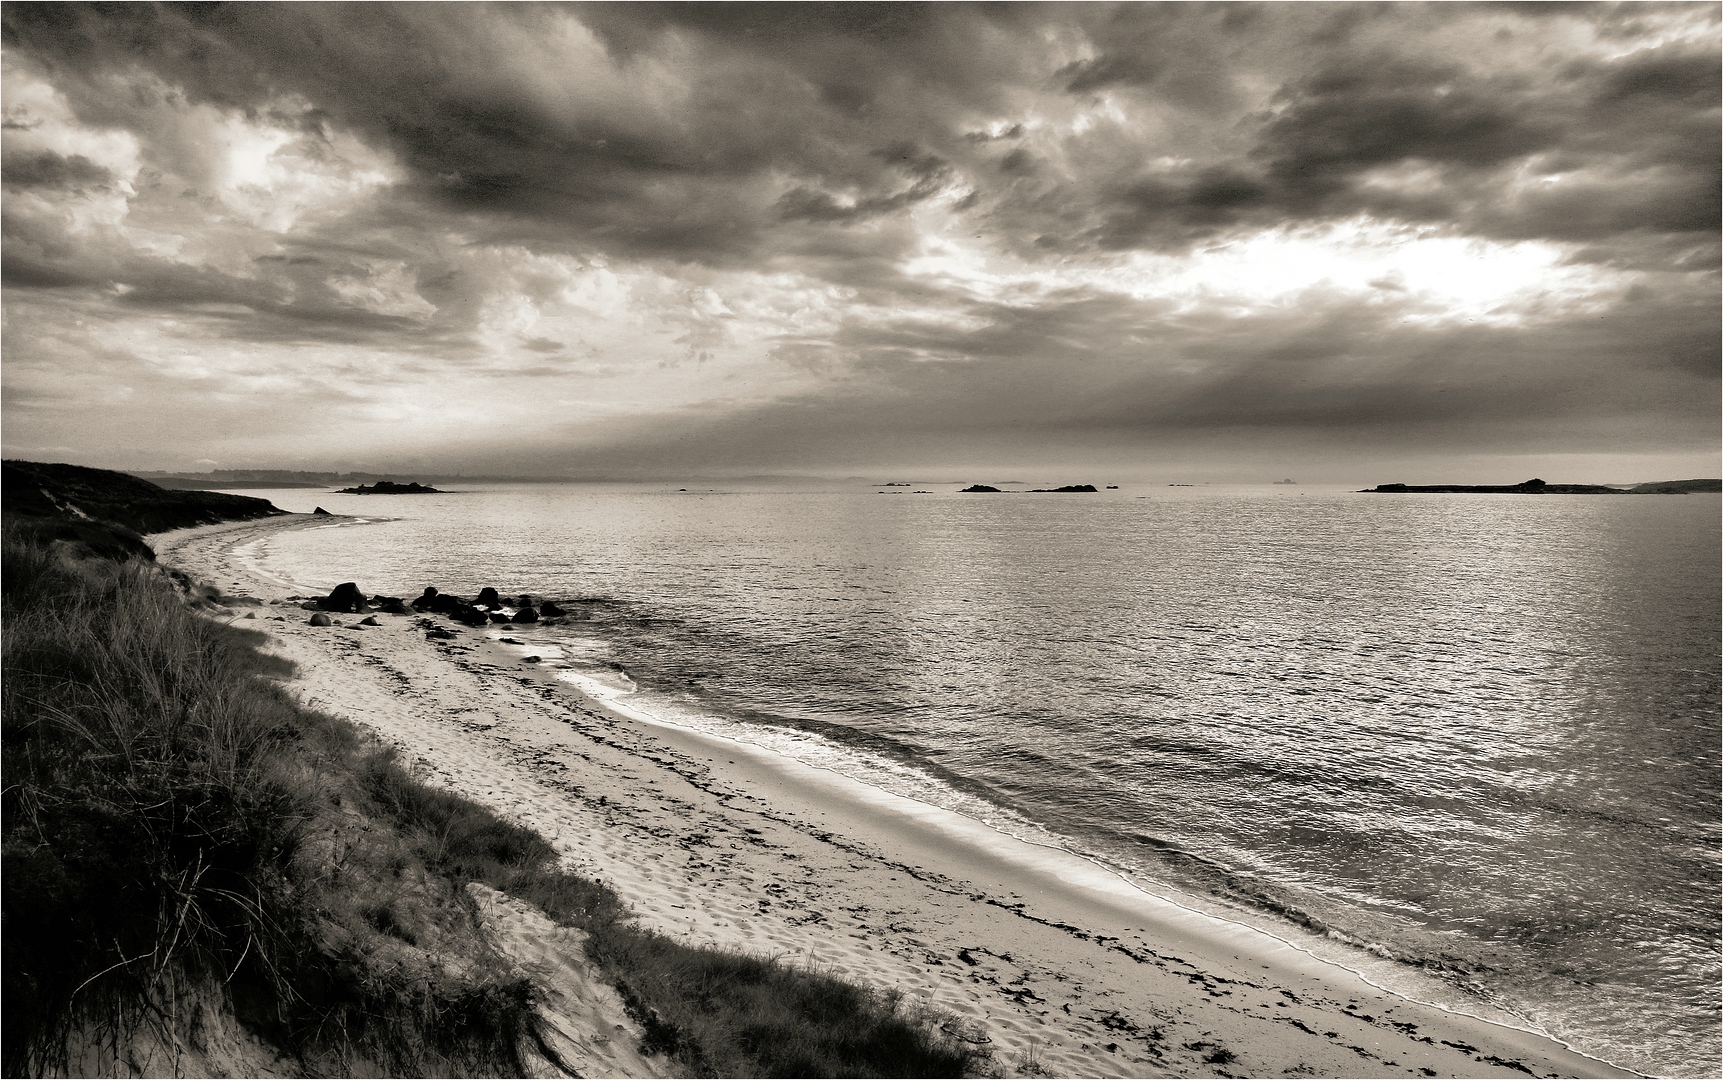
left=1362, top=477, right=1720, bottom=494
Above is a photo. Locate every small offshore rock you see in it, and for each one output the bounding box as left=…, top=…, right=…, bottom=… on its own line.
left=476, top=587, right=501, bottom=607
left=336, top=479, right=443, bottom=495
left=960, top=484, right=1001, bottom=492
left=539, top=600, right=566, bottom=617
left=308, top=612, right=334, bottom=626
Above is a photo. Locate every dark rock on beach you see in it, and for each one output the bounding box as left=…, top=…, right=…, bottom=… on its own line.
left=411, top=587, right=439, bottom=612
left=512, top=605, right=539, bottom=624
left=476, top=587, right=501, bottom=607
left=320, top=582, right=371, bottom=613
left=308, top=612, right=333, bottom=627
left=451, top=604, right=490, bottom=627
left=489, top=611, right=513, bottom=624
left=372, top=595, right=411, bottom=615
left=312, top=507, right=332, bottom=516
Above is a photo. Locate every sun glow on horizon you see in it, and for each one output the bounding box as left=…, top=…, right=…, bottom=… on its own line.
left=900, top=214, right=1630, bottom=328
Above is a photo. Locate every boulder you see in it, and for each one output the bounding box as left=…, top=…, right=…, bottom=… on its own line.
left=373, top=596, right=411, bottom=615
left=243, top=611, right=257, bottom=619
left=512, top=605, right=540, bottom=624
left=430, top=593, right=466, bottom=614
left=411, top=587, right=439, bottom=612
left=312, top=507, right=332, bottom=516
left=359, top=616, right=380, bottom=626
left=321, top=582, right=371, bottom=613
left=451, top=604, right=490, bottom=627
left=476, top=587, right=501, bottom=607
left=521, top=656, right=541, bottom=664
left=489, top=611, right=512, bottom=623
left=308, top=612, right=333, bottom=626
left=539, top=600, right=566, bottom=617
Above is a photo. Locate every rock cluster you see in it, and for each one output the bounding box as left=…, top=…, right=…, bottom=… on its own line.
left=301, top=582, right=575, bottom=633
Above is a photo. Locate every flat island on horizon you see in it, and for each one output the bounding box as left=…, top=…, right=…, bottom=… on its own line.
left=1362, top=477, right=1721, bottom=494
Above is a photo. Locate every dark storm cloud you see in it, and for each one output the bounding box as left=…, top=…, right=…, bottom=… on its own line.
left=1, top=148, right=115, bottom=188
left=4, top=2, right=1715, bottom=264
left=1251, top=43, right=1720, bottom=240
left=2, top=2, right=1023, bottom=265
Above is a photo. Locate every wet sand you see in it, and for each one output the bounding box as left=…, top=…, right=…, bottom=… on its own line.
left=151, top=513, right=1641, bottom=1079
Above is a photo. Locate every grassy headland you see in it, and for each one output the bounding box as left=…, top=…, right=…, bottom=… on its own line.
left=2, top=463, right=986, bottom=1078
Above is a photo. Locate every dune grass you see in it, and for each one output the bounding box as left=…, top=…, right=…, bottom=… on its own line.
left=1, top=523, right=987, bottom=1078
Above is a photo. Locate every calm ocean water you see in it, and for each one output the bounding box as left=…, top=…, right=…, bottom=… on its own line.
left=235, top=482, right=1720, bottom=1075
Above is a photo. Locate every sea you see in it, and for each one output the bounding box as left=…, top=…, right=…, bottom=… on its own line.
left=226, top=481, right=1720, bottom=1076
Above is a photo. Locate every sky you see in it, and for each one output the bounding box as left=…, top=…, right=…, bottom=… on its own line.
left=2, top=2, right=1718, bottom=483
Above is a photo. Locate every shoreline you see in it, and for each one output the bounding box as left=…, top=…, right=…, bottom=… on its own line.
left=150, top=513, right=1643, bottom=1079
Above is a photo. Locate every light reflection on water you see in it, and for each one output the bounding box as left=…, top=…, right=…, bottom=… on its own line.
left=247, top=483, right=1720, bottom=1075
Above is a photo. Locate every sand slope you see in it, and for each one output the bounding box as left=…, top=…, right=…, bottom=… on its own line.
left=152, top=515, right=1638, bottom=1079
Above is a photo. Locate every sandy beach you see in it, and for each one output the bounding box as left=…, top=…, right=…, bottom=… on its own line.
left=151, top=513, right=1641, bottom=1080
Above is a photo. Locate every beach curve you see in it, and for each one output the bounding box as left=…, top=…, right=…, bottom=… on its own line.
left=149, top=513, right=1642, bottom=1079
